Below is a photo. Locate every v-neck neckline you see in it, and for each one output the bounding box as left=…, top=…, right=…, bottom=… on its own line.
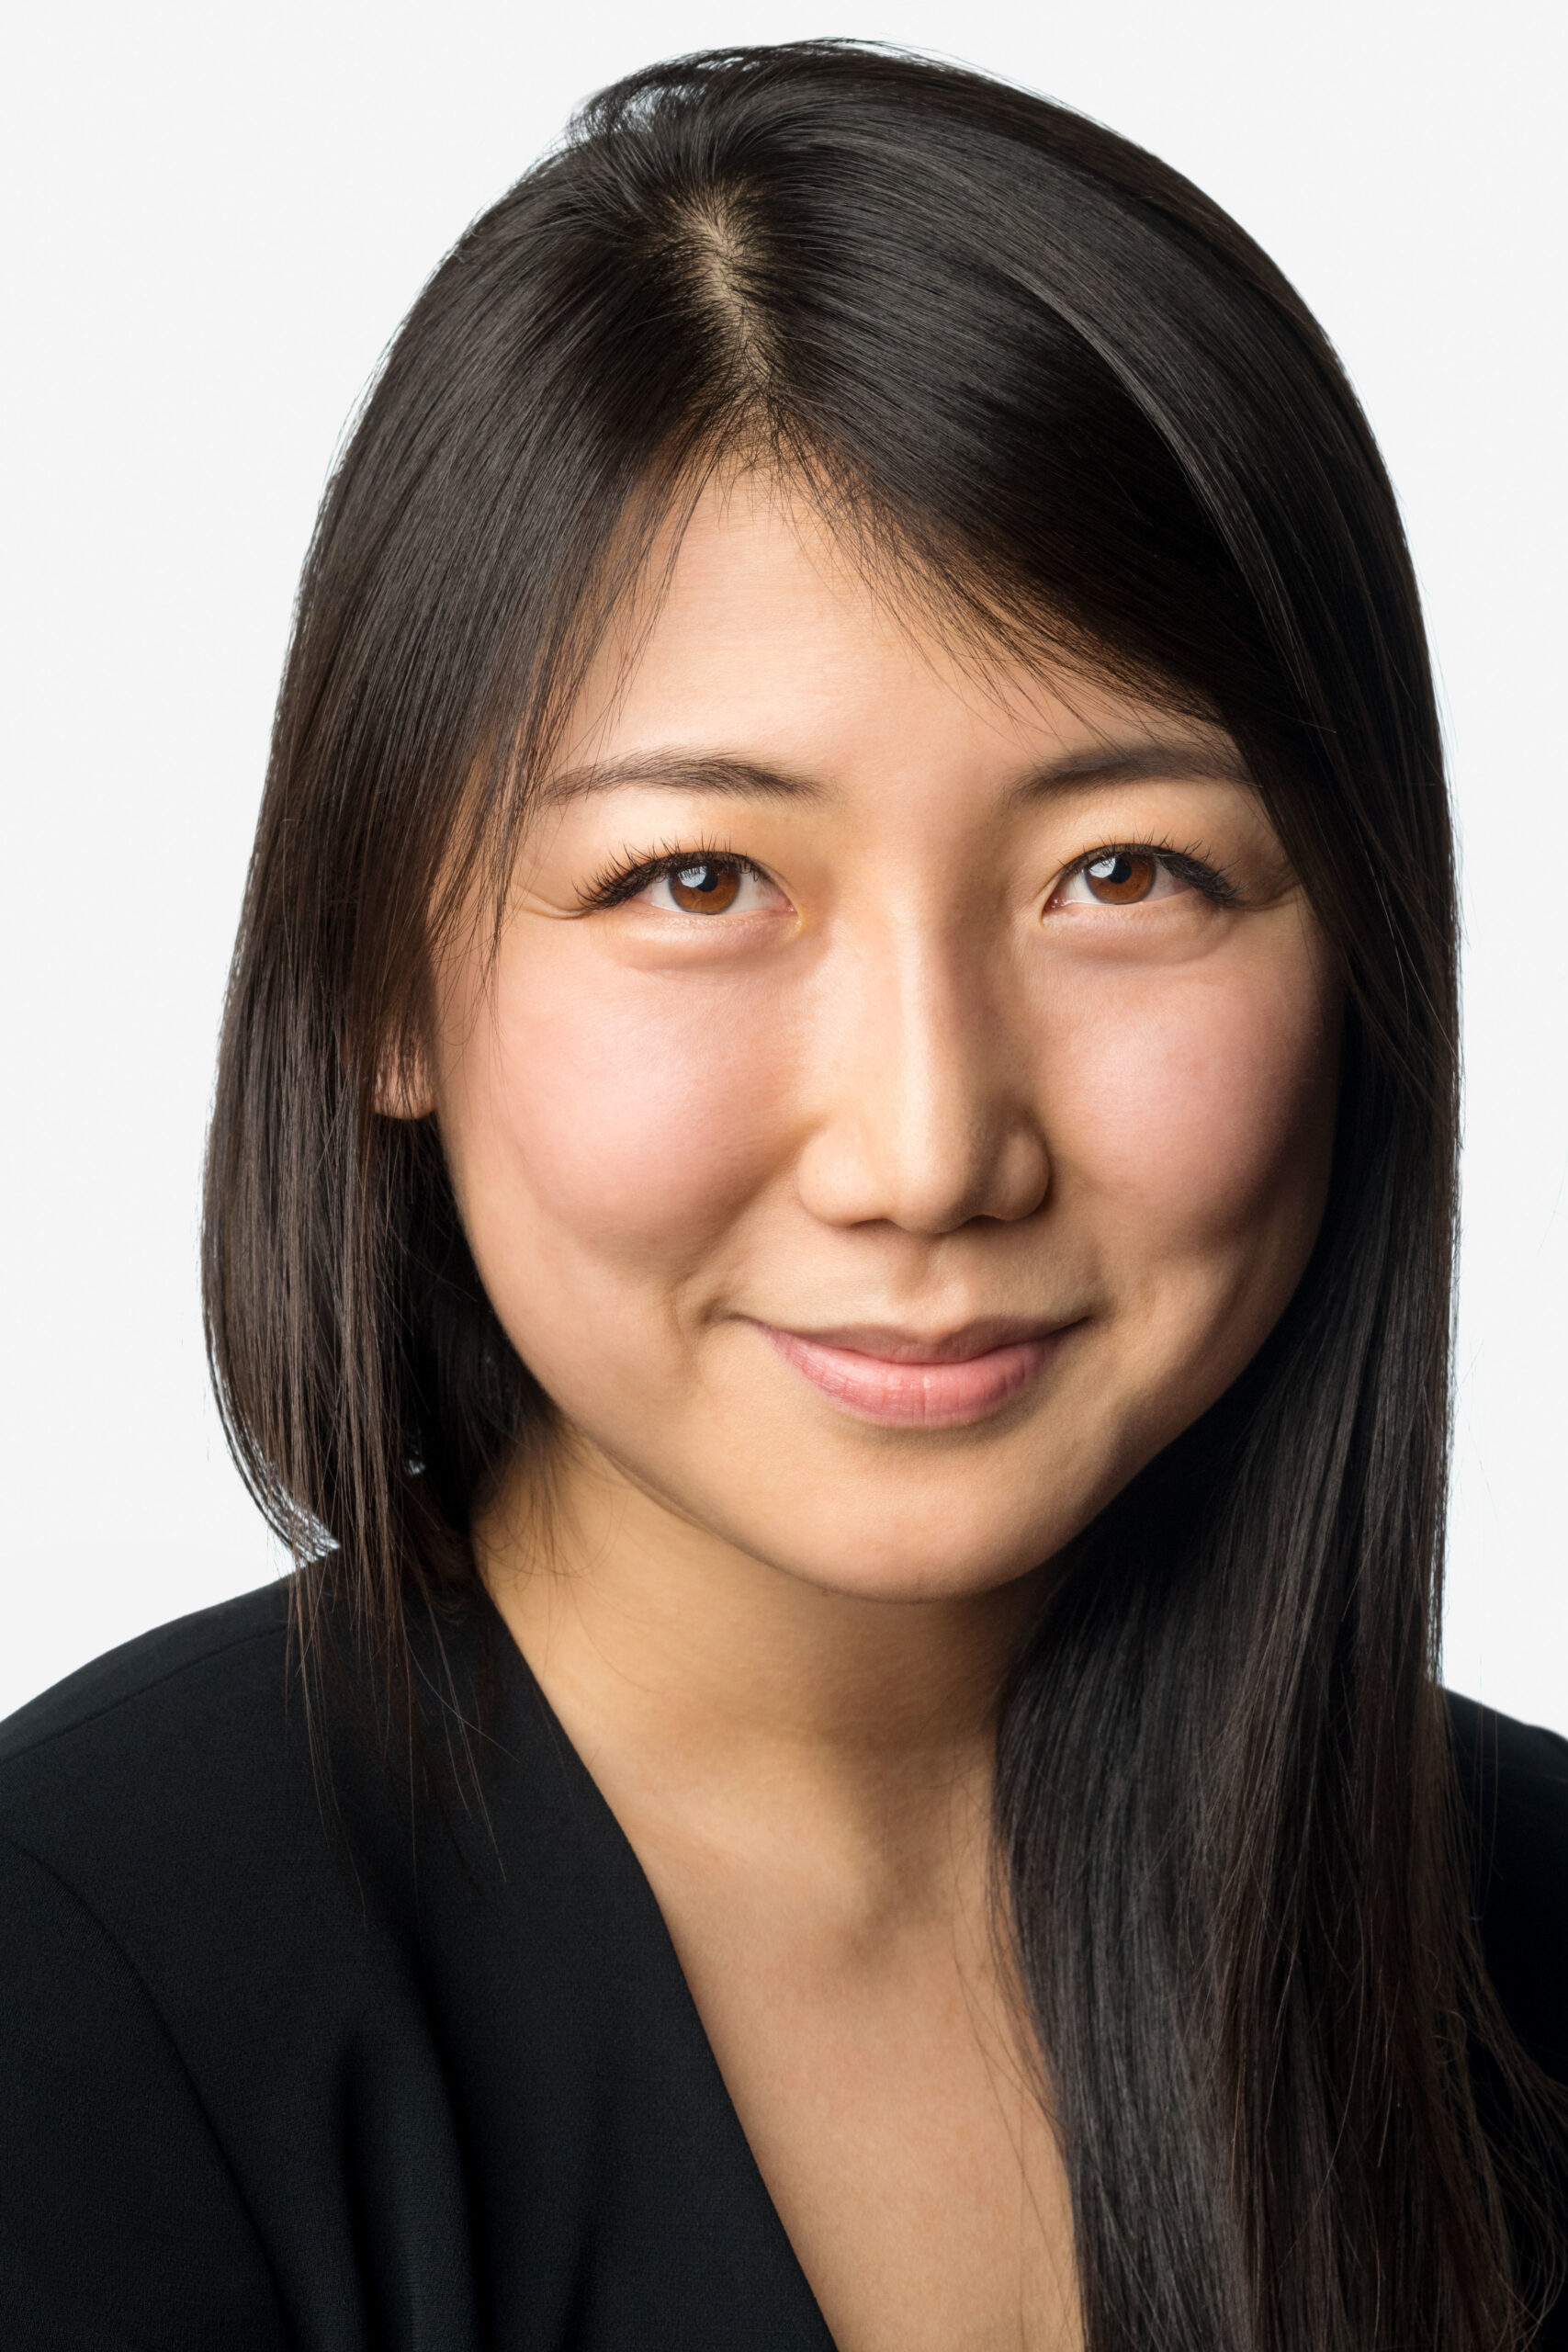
left=474, top=1586, right=840, bottom=2350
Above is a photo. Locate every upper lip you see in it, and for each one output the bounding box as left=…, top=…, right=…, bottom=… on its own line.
left=759, top=1317, right=1073, bottom=1364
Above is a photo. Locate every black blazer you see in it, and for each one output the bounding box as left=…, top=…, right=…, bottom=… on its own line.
left=1, top=1581, right=1563, bottom=2350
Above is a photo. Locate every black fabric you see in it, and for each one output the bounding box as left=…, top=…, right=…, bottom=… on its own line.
left=0, top=1581, right=1562, bottom=2350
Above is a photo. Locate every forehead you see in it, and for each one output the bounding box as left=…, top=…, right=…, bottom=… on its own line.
left=553, top=467, right=1245, bottom=799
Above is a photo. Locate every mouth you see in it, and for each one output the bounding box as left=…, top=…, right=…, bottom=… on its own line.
left=752, top=1317, right=1078, bottom=1430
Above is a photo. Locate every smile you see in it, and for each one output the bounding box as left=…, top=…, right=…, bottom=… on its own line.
left=754, top=1318, right=1075, bottom=1429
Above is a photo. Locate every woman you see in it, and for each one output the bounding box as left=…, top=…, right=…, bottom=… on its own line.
left=1, top=40, right=1563, bottom=2352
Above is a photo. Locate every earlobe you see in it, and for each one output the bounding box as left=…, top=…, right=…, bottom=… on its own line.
left=374, top=1045, right=437, bottom=1123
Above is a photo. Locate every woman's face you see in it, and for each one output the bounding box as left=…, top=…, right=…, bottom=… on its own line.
left=428, top=472, right=1340, bottom=1602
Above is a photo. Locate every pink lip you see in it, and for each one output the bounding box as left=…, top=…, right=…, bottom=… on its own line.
left=756, top=1319, right=1072, bottom=1429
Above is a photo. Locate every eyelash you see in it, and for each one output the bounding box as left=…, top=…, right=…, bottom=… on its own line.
left=1058, top=839, right=1240, bottom=907
left=579, top=836, right=1240, bottom=911
left=580, top=839, right=759, bottom=910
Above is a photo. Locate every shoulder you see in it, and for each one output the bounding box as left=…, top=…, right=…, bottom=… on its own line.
left=0, top=1587, right=445, bottom=2347
left=0, top=1583, right=311, bottom=1950
left=0, top=1575, right=433, bottom=2139
left=0, top=1578, right=293, bottom=1761
left=1445, top=1690, right=1568, bottom=2079
left=0, top=1580, right=293, bottom=1825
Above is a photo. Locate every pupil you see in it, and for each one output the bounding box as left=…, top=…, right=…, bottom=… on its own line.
left=679, top=864, right=719, bottom=893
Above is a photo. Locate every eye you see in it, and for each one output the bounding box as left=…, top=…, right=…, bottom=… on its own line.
left=638, top=857, right=776, bottom=916
left=1051, top=849, right=1201, bottom=910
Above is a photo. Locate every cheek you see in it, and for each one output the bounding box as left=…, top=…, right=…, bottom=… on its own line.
left=1048, top=942, right=1338, bottom=1261
left=447, top=949, right=790, bottom=1271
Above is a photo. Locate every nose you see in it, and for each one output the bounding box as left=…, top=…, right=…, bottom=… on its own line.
left=793, top=925, right=1050, bottom=1235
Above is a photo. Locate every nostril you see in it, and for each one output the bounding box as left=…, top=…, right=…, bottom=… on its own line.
left=980, top=1127, right=1052, bottom=1226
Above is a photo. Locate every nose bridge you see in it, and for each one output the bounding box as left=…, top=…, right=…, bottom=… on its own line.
left=797, top=905, right=1049, bottom=1234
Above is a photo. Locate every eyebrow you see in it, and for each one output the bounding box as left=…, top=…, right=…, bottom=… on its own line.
left=538, top=751, right=826, bottom=807
left=538, top=734, right=1252, bottom=808
left=1006, top=737, right=1255, bottom=802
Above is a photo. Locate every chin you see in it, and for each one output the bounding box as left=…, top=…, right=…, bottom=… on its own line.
left=746, top=1499, right=1076, bottom=1609
left=802, top=1558, right=1048, bottom=1608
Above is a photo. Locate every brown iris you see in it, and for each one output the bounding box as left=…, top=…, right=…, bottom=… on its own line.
left=1083, top=851, right=1157, bottom=905
left=669, top=859, right=742, bottom=913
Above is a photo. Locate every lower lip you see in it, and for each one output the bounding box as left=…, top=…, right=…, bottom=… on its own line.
left=758, top=1327, right=1063, bottom=1429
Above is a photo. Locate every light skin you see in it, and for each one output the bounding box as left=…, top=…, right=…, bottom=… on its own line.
left=397, top=469, right=1341, bottom=2352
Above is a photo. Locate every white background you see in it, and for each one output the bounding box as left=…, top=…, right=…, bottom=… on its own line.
left=4, top=2, right=1564, bottom=1726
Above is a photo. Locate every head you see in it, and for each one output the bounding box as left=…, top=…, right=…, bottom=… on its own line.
left=204, top=41, right=1551, bottom=2352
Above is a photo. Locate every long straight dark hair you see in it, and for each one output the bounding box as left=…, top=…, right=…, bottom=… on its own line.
left=204, top=40, right=1559, bottom=2350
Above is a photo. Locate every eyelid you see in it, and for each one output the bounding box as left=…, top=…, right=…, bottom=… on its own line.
left=580, top=842, right=770, bottom=912
left=580, top=835, right=1239, bottom=913
left=1054, top=839, right=1239, bottom=905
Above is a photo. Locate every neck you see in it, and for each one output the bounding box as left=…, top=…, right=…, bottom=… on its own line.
left=476, top=1433, right=1050, bottom=1907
